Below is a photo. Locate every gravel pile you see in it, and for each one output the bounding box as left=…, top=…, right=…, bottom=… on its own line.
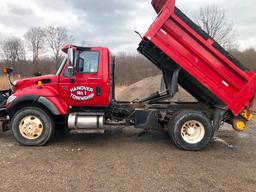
left=117, top=75, right=196, bottom=102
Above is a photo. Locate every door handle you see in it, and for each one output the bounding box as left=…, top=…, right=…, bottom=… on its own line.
left=96, top=87, right=101, bottom=96
left=88, top=77, right=102, bottom=80
left=61, top=86, right=69, bottom=90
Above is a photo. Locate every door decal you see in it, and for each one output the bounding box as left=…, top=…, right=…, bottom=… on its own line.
left=70, top=86, right=94, bottom=101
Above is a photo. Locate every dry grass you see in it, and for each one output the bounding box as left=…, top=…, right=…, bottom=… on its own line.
left=0, top=75, right=22, bottom=90
left=0, top=76, right=12, bottom=90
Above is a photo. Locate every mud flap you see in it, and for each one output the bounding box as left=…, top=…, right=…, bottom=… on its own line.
left=135, top=110, right=158, bottom=130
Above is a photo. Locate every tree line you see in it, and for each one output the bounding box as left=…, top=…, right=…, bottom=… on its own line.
left=0, top=47, right=255, bottom=85
left=1, top=26, right=73, bottom=67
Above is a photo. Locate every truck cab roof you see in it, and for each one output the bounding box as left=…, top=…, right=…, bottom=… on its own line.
left=62, top=44, right=110, bottom=53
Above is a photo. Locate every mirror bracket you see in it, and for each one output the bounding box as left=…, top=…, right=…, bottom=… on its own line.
left=67, top=66, right=75, bottom=83
left=67, top=47, right=76, bottom=83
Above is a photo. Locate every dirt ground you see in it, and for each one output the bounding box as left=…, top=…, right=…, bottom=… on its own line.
left=1, top=75, right=255, bottom=191
left=0, top=123, right=256, bottom=192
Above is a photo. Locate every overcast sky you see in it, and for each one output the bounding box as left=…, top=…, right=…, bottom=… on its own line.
left=0, top=0, right=255, bottom=55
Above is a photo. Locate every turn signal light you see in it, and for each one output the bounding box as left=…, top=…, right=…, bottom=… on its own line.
left=2, top=67, right=7, bottom=74
left=2, top=67, right=13, bottom=74
left=37, top=81, right=43, bottom=88
left=240, top=109, right=253, bottom=121
left=232, top=118, right=247, bottom=132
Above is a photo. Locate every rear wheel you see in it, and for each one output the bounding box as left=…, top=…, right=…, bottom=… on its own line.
left=168, top=111, right=213, bottom=151
left=11, top=106, right=54, bottom=146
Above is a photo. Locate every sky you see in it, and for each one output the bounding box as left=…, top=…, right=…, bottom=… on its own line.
left=0, top=0, right=255, bottom=57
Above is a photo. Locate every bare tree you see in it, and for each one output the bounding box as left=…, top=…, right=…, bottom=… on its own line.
left=194, top=5, right=236, bottom=49
left=45, top=26, right=73, bottom=64
left=2, top=37, right=26, bottom=65
left=24, top=27, right=45, bottom=65
left=230, top=48, right=256, bottom=71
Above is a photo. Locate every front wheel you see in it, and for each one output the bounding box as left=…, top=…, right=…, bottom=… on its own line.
left=168, top=111, right=213, bottom=151
left=11, top=106, right=54, bottom=146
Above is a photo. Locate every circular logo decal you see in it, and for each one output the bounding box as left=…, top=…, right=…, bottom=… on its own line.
left=70, top=86, right=94, bottom=101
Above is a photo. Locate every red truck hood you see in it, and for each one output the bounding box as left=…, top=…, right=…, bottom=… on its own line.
left=14, top=74, right=58, bottom=91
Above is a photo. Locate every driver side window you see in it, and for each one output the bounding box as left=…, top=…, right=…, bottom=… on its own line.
left=78, top=51, right=99, bottom=73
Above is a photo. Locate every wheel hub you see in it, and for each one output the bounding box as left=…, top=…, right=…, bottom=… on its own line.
left=187, top=127, right=195, bottom=135
left=181, top=120, right=205, bottom=144
left=19, top=116, right=44, bottom=140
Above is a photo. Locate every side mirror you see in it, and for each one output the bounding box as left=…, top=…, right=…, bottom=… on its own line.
left=2, top=67, right=13, bottom=75
left=68, top=66, right=75, bottom=77
left=68, top=48, right=75, bottom=67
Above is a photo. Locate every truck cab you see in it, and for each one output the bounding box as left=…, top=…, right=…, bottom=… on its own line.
left=0, top=45, right=115, bottom=146
left=7, top=45, right=112, bottom=111
left=58, top=45, right=112, bottom=107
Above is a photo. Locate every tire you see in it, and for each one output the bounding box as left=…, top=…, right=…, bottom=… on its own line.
left=168, top=111, right=213, bottom=151
left=11, top=106, right=55, bottom=146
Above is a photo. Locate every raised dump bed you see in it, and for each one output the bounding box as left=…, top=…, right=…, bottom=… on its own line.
left=138, top=0, right=256, bottom=116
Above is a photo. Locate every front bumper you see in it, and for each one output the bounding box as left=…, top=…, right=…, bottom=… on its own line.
left=0, top=108, right=9, bottom=132
left=0, top=89, right=11, bottom=117
left=0, top=108, right=8, bottom=118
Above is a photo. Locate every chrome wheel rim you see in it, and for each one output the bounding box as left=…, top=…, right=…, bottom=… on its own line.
left=181, top=120, right=205, bottom=144
left=19, top=116, right=44, bottom=140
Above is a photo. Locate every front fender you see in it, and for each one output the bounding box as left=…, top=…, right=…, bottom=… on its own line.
left=8, top=94, right=39, bottom=108
left=7, top=87, right=69, bottom=115
left=38, top=96, right=69, bottom=115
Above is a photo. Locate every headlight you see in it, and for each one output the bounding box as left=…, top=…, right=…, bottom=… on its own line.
left=6, top=95, right=17, bottom=105
left=13, top=81, right=17, bottom=86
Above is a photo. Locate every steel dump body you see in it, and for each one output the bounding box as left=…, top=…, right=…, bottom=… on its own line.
left=138, top=0, right=256, bottom=116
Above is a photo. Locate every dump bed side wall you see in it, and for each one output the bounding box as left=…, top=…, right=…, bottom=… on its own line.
left=138, top=41, right=226, bottom=107
left=140, top=0, right=256, bottom=115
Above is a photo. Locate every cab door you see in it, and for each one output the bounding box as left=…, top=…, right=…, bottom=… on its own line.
left=59, top=48, right=105, bottom=107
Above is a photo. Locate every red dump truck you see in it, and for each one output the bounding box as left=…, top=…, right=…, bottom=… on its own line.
left=0, top=0, right=255, bottom=150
